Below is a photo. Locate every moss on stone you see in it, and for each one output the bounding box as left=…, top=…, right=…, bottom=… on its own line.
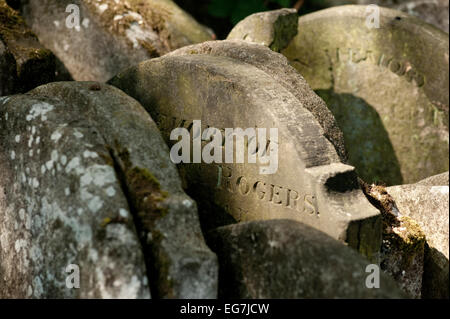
left=391, top=216, right=426, bottom=255
left=84, top=0, right=171, bottom=54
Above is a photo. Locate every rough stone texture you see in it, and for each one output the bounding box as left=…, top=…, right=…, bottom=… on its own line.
left=0, top=82, right=218, bottom=298
left=417, top=171, right=449, bottom=186
left=360, top=180, right=426, bottom=298
left=380, top=216, right=426, bottom=299
left=0, top=0, right=56, bottom=94
left=387, top=181, right=449, bottom=298
left=207, top=220, right=406, bottom=299
left=227, top=8, right=299, bottom=52
left=316, top=0, right=449, bottom=33
left=166, top=40, right=348, bottom=163
left=0, top=39, right=17, bottom=96
left=279, top=5, right=449, bottom=186
left=109, top=53, right=382, bottom=261
left=14, top=0, right=215, bottom=81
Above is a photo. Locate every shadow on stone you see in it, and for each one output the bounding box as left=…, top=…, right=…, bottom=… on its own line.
left=316, top=89, right=403, bottom=186
left=422, top=245, right=450, bottom=299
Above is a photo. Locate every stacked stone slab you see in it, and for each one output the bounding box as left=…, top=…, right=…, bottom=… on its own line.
left=0, top=82, right=218, bottom=298
left=0, top=0, right=56, bottom=95
left=387, top=173, right=449, bottom=299
left=313, top=0, right=449, bottom=33
left=230, top=6, right=449, bottom=186
left=208, top=219, right=406, bottom=298
left=10, top=0, right=214, bottom=82
left=110, top=41, right=382, bottom=261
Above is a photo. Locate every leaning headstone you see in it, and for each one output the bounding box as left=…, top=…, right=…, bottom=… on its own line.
left=13, top=0, right=214, bottom=81
left=360, top=180, right=426, bottom=298
left=207, top=219, right=406, bottom=299
left=0, top=0, right=56, bottom=94
left=227, top=9, right=298, bottom=52
left=110, top=51, right=382, bottom=261
left=282, top=6, right=449, bottom=185
left=387, top=178, right=449, bottom=299
left=234, top=6, right=449, bottom=186
left=313, top=0, right=449, bottom=33
left=0, top=82, right=218, bottom=298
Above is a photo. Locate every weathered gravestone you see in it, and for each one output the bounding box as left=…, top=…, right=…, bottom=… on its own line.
left=227, top=8, right=299, bottom=53
left=165, top=40, right=348, bottom=162
left=109, top=47, right=382, bottom=261
left=207, top=219, right=406, bottom=299
left=283, top=6, right=449, bottom=186
left=13, top=0, right=214, bottom=81
left=0, top=82, right=217, bottom=298
left=233, top=6, right=449, bottom=186
left=416, top=171, right=449, bottom=186
left=314, top=0, right=449, bottom=33
left=0, top=0, right=56, bottom=95
left=387, top=176, right=449, bottom=299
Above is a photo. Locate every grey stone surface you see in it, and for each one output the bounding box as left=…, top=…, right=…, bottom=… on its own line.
left=207, top=219, right=406, bottom=299
left=109, top=53, right=382, bottom=261
left=417, top=171, right=449, bottom=186
left=227, top=8, right=298, bottom=52
left=166, top=40, right=347, bottom=162
left=15, top=0, right=214, bottom=81
left=0, top=82, right=217, bottom=298
left=0, top=0, right=56, bottom=95
left=279, top=5, right=449, bottom=186
left=360, top=180, right=426, bottom=298
left=387, top=182, right=449, bottom=298
left=315, top=0, right=449, bottom=33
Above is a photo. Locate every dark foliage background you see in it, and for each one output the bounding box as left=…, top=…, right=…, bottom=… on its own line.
left=174, top=0, right=330, bottom=39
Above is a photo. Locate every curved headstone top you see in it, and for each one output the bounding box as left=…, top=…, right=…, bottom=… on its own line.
left=0, top=82, right=218, bottom=298
left=110, top=47, right=382, bottom=260
left=281, top=5, right=449, bottom=185
left=0, top=0, right=56, bottom=95
left=208, top=219, right=406, bottom=299
left=166, top=40, right=348, bottom=162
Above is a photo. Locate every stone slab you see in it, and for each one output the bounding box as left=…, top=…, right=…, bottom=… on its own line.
left=110, top=53, right=382, bottom=260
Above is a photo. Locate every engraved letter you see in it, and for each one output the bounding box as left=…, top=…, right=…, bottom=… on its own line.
left=170, top=127, right=190, bottom=164
left=365, top=5, right=380, bottom=29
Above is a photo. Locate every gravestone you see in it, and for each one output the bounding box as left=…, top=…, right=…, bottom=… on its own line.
left=227, top=8, right=299, bottom=52
left=0, top=0, right=56, bottom=94
left=315, top=0, right=449, bottom=33
left=13, top=0, right=215, bottom=81
left=0, top=82, right=217, bottom=298
left=279, top=5, right=449, bottom=186
left=166, top=40, right=348, bottom=162
left=109, top=50, right=382, bottom=260
left=417, top=171, right=448, bottom=186
left=360, top=179, right=428, bottom=298
left=387, top=176, right=449, bottom=298
left=207, top=219, right=406, bottom=299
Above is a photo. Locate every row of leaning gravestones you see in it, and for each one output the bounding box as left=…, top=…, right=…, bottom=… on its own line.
left=0, top=0, right=448, bottom=299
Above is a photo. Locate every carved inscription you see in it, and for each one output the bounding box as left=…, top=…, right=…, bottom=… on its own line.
left=151, top=111, right=319, bottom=219
left=324, top=47, right=425, bottom=87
